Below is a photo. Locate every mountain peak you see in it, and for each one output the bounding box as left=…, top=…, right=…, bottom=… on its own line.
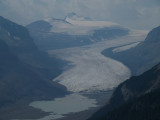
left=145, top=25, right=160, bottom=43
left=65, top=12, right=91, bottom=21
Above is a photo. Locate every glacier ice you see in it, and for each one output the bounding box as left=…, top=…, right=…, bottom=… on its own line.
left=49, top=30, right=147, bottom=93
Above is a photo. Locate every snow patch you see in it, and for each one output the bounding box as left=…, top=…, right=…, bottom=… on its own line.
left=129, top=29, right=149, bottom=37
left=112, top=42, right=140, bottom=53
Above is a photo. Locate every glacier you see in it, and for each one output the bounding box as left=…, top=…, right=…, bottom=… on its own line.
left=28, top=29, right=148, bottom=120
left=48, top=30, right=147, bottom=93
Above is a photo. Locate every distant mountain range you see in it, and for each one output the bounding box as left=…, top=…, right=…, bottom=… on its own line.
left=0, top=16, right=67, bottom=119
left=26, top=14, right=129, bottom=50
left=88, top=26, right=160, bottom=120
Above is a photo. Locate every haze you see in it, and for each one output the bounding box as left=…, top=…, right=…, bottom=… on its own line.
left=0, top=0, right=160, bottom=30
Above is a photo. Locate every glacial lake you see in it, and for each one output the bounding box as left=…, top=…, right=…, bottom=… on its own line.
left=29, top=93, right=98, bottom=120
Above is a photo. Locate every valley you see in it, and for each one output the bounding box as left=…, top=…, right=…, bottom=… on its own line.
left=0, top=1, right=160, bottom=120
left=28, top=30, right=147, bottom=120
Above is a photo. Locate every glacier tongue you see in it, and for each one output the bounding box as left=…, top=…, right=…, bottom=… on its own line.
left=48, top=30, right=147, bottom=93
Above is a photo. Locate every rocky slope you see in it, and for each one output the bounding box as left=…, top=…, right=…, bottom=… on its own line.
left=88, top=63, right=160, bottom=120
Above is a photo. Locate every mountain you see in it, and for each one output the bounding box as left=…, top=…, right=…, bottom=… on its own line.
left=102, top=26, right=160, bottom=75
left=88, top=62, right=160, bottom=120
left=99, top=89, right=160, bottom=120
left=26, top=14, right=129, bottom=50
left=88, top=26, right=160, bottom=120
left=0, top=16, right=67, bottom=119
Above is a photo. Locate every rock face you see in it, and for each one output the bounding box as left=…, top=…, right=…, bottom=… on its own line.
left=0, top=16, right=67, bottom=108
left=102, top=26, right=160, bottom=75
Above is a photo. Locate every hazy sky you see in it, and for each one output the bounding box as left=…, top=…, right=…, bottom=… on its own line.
left=0, top=0, right=160, bottom=30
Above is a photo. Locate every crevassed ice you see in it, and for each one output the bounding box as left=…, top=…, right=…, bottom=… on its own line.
left=50, top=30, right=147, bottom=93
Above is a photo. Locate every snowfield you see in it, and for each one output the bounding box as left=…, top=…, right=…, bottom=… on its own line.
left=48, top=30, right=148, bottom=93
left=44, top=15, right=120, bottom=35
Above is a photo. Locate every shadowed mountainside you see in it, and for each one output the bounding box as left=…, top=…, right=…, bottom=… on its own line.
left=88, top=63, right=160, bottom=120
left=0, top=16, right=68, bottom=119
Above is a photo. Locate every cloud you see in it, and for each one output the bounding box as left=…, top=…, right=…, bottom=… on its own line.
left=0, top=0, right=160, bottom=30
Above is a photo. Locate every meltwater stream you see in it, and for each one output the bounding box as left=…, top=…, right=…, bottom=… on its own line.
left=29, top=30, right=147, bottom=120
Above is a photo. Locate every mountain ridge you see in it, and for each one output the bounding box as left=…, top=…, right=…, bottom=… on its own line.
left=0, top=16, right=68, bottom=120
left=102, top=25, right=160, bottom=75
left=88, top=25, right=160, bottom=120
